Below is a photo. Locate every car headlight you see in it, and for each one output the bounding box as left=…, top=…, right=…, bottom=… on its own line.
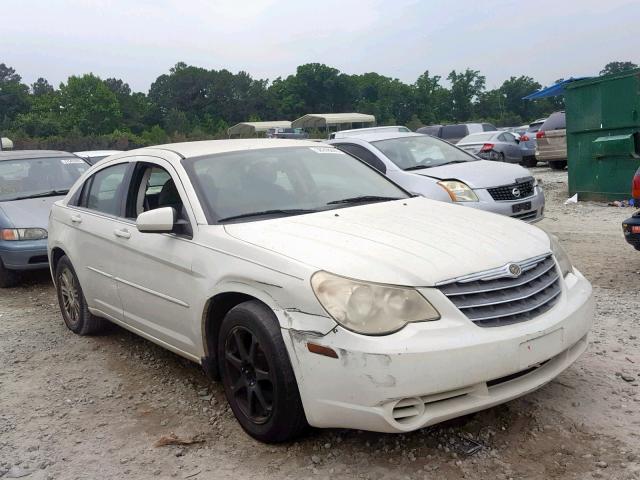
left=437, top=180, right=479, bottom=202
left=548, top=233, right=573, bottom=277
left=311, top=271, right=440, bottom=335
left=0, top=228, right=48, bottom=241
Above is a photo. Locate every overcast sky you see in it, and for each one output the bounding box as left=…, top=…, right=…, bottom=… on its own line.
left=1, top=0, right=638, bottom=93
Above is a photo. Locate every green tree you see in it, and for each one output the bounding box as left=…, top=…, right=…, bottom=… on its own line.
left=59, top=74, right=122, bottom=134
left=413, top=71, right=450, bottom=124
left=447, top=69, right=485, bottom=122
left=499, top=76, right=541, bottom=120
left=31, top=77, right=54, bottom=96
left=104, top=77, right=150, bottom=133
left=0, top=63, right=30, bottom=127
left=600, top=61, right=638, bottom=76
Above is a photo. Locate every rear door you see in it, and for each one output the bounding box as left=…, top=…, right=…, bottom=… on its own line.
left=64, top=161, right=132, bottom=321
left=111, top=156, right=200, bottom=357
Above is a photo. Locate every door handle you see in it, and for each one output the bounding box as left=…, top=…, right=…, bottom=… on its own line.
left=70, top=214, right=82, bottom=224
left=114, top=228, right=131, bottom=239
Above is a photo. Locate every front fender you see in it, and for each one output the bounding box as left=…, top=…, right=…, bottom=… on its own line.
left=203, top=277, right=337, bottom=336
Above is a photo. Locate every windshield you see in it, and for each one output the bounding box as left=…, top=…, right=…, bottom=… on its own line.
left=183, top=146, right=409, bottom=223
left=459, top=133, right=496, bottom=143
left=372, top=135, right=477, bottom=170
left=0, top=156, right=89, bottom=201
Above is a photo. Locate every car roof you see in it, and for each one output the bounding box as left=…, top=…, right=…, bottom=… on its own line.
left=330, top=132, right=423, bottom=142
left=74, top=150, right=122, bottom=157
left=106, top=139, right=327, bottom=162
left=0, top=150, right=78, bottom=161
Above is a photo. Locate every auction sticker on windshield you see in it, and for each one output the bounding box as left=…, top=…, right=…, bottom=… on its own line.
left=309, top=147, right=345, bottom=154
left=61, top=159, right=86, bottom=164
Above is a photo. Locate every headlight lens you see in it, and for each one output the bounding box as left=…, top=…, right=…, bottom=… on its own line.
left=549, top=233, right=573, bottom=277
left=437, top=180, right=479, bottom=202
left=0, top=228, right=48, bottom=241
left=311, top=271, right=440, bottom=335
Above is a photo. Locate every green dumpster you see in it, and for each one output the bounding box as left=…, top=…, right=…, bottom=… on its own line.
left=565, top=69, right=640, bottom=201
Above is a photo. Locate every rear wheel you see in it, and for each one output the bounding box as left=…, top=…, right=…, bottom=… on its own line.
left=549, top=160, right=567, bottom=170
left=218, top=300, right=307, bottom=443
left=496, top=152, right=505, bottom=162
left=0, top=259, right=19, bottom=288
left=521, top=156, right=538, bottom=168
left=55, top=255, right=106, bottom=335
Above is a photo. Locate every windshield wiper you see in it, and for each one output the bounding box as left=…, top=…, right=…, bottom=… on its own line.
left=438, top=160, right=473, bottom=166
left=326, top=195, right=403, bottom=205
left=217, top=209, right=318, bottom=223
left=10, top=189, right=69, bottom=201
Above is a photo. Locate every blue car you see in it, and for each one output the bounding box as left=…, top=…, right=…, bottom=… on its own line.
left=0, top=150, right=89, bottom=287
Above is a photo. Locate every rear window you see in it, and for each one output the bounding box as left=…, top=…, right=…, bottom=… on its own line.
left=482, top=123, right=497, bottom=131
left=540, top=112, right=566, bottom=131
left=440, top=125, right=468, bottom=140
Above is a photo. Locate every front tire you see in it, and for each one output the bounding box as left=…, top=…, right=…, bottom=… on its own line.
left=218, top=300, right=307, bottom=443
left=549, top=160, right=567, bottom=170
left=0, top=259, right=19, bottom=288
left=55, top=255, right=106, bottom=335
left=521, top=156, right=538, bottom=168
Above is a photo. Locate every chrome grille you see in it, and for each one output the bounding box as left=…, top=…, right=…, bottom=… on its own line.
left=487, top=179, right=534, bottom=201
left=437, top=254, right=561, bottom=327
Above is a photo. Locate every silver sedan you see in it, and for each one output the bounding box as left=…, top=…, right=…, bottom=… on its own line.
left=457, top=131, right=535, bottom=164
left=328, top=132, right=544, bottom=223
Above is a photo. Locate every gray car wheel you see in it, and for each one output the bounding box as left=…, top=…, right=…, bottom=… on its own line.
left=55, top=255, right=106, bottom=335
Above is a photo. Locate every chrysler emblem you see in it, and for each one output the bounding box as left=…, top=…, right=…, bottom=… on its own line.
left=512, top=187, right=521, bottom=198
left=508, top=263, right=522, bottom=277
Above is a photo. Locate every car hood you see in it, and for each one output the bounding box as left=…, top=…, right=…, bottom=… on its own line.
left=414, top=160, right=531, bottom=188
left=0, top=196, right=62, bottom=229
left=224, top=197, right=551, bottom=287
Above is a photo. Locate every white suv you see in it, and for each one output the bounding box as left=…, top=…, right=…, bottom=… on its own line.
left=48, top=139, right=593, bottom=442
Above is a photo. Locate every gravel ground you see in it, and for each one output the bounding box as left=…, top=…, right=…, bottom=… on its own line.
left=1, top=167, right=639, bottom=480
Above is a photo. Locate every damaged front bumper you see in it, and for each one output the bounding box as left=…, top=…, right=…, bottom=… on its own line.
left=280, top=269, right=593, bottom=433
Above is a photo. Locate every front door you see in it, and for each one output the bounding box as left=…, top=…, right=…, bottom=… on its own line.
left=112, top=157, right=200, bottom=357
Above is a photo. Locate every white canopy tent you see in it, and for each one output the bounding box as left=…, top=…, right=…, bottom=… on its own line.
left=227, top=121, right=291, bottom=137
left=0, top=137, right=13, bottom=150
left=291, top=113, right=376, bottom=132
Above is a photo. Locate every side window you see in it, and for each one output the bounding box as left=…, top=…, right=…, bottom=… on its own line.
left=126, top=164, right=185, bottom=219
left=84, top=163, right=128, bottom=216
left=337, top=144, right=387, bottom=173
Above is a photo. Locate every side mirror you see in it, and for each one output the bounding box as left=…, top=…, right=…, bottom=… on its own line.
left=136, top=207, right=176, bottom=233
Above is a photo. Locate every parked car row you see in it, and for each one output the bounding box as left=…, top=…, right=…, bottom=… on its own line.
left=1, top=132, right=594, bottom=444
left=416, top=122, right=497, bottom=144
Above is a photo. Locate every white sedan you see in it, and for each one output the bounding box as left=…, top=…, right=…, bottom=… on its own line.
left=48, top=139, right=593, bottom=442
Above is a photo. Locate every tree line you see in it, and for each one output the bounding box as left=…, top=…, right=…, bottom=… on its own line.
left=0, top=60, right=636, bottom=151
